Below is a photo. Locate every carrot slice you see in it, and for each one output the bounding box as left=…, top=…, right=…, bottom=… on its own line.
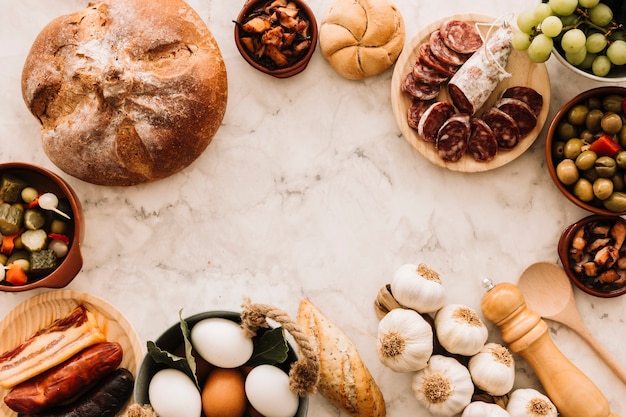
left=6, top=264, right=28, bottom=285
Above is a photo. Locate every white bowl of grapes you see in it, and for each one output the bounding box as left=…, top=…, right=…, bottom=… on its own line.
left=514, top=0, right=626, bottom=81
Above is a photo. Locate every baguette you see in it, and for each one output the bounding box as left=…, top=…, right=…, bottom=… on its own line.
left=0, top=305, right=106, bottom=389
left=296, top=298, right=386, bottom=417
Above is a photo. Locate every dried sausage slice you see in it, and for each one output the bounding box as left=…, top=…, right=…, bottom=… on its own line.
left=401, top=72, right=441, bottom=100
left=436, top=114, right=471, bottom=162
left=418, top=43, right=457, bottom=78
left=408, top=98, right=436, bottom=130
left=501, top=86, right=544, bottom=116
left=482, top=107, right=520, bottom=149
left=429, top=30, right=469, bottom=66
left=440, top=20, right=483, bottom=54
left=495, top=97, right=537, bottom=136
left=468, top=118, right=498, bottom=162
left=418, top=101, right=456, bottom=143
left=412, top=57, right=449, bottom=85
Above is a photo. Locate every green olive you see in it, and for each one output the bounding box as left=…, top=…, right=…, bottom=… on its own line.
left=587, top=96, right=602, bottom=110
left=595, top=155, right=618, bottom=178
left=585, top=109, right=604, bottom=133
left=557, top=121, right=577, bottom=141
left=563, top=138, right=585, bottom=159
left=602, top=95, right=624, bottom=113
left=619, top=126, right=626, bottom=148
left=616, top=151, right=626, bottom=169
left=573, top=178, right=594, bottom=202
left=593, top=178, right=614, bottom=200
left=556, top=159, right=579, bottom=185
left=576, top=150, right=597, bottom=170
left=612, top=173, right=625, bottom=191
left=601, top=112, right=623, bottom=135
left=581, top=168, right=600, bottom=183
left=567, top=104, right=589, bottom=126
left=579, top=129, right=595, bottom=142
left=552, top=141, right=565, bottom=160
left=603, top=191, right=626, bottom=212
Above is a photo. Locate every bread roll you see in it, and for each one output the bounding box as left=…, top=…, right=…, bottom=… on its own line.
left=297, top=298, right=386, bottom=417
left=21, top=0, right=228, bottom=186
left=319, top=0, right=405, bottom=80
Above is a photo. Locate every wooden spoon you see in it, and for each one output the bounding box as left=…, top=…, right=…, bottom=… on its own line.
left=517, top=261, right=626, bottom=385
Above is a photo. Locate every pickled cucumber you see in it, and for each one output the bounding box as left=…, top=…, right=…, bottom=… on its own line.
left=21, top=229, right=48, bottom=252
left=0, top=174, right=27, bottom=203
left=0, top=203, right=23, bottom=235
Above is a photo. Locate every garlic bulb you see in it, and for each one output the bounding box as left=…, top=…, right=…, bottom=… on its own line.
left=434, top=304, right=488, bottom=356
left=376, top=308, right=433, bottom=372
left=390, top=263, right=446, bottom=313
left=468, top=343, right=515, bottom=396
left=462, top=401, right=511, bottom=417
left=412, top=355, right=474, bottom=417
left=506, top=388, right=558, bottom=417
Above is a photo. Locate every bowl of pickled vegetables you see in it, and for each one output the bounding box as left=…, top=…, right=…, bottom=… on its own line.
left=546, top=87, right=626, bottom=215
left=515, top=1, right=626, bottom=81
left=0, top=162, right=83, bottom=292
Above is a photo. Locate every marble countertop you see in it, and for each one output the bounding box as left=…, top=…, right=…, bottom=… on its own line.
left=1, top=0, right=625, bottom=415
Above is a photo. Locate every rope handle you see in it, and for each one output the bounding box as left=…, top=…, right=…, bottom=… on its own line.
left=240, top=298, right=320, bottom=397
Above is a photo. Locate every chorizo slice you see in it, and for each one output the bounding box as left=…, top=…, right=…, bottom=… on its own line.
left=418, top=43, right=457, bottom=78
left=495, top=97, right=537, bottom=136
left=501, top=86, right=544, bottom=116
left=407, top=98, right=436, bottom=130
left=417, top=101, right=456, bottom=143
left=412, top=57, right=449, bottom=85
left=468, top=117, right=498, bottom=162
left=482, top=107, right=520, bottom=149
left=401, top=72, right=441, bottom=100
left=439, top=19, right=483, bottom=54
left=429, top=30, right=469, bottom=67
left=436, top=114, right=471, bottom=162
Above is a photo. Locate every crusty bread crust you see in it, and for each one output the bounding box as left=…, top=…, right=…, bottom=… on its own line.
left=297, top=298, right=386, bottom=417
left=21, top=0, right=228, bottom=186
left=320, top=0, right=405, bottom=80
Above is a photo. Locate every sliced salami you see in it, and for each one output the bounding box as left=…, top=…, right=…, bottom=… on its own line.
left=417, top=101, right=456, bottom=143
left=408, top=98, right=436, bottom=130
left=495, top=97, right=537, bottom=136
left=429, top=30, right=469, bottom=67
left=412, top=57, right=449, bottom=85
left=482, top=107, right=520, bottom=149
left=401, top=72, right=441, bottom=100
left=418, top=42, right=457, bottom=78
left=440, top=20, right=484, bottom=54
left=448, top=24, right=514, bottom=115
left=501, top=86, right=544, bottom=116
left=436, top=114, right=471, bottom=162
left=468, top=117, right=498, bottom=162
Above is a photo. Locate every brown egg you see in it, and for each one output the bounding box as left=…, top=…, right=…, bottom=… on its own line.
left=202, top=368, right=247, bottom=417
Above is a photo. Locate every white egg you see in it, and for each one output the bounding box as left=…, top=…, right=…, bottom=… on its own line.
left=245, top=364, right=299, bottom=417
left=190, top=317, right=254, bottom=368
left=148, top=368, right=202, bottom=417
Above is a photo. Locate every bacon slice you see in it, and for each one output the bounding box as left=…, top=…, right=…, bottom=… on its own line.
left=0, top=305, right=106, bottom=388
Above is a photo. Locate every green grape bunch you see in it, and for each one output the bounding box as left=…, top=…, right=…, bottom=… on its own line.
left=514, top=0, right=626, bottom=77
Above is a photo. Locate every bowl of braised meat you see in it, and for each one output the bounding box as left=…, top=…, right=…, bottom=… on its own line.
left=558, top=214, right=626, bottom=298
left=234, top=0, right=318, bottom=78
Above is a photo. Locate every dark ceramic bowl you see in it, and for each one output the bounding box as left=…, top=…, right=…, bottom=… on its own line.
left=558, top=214, right=626, bottom=298
left=0, top=162, right=83, bottom=292
left=234, top=0, right=318, bottom=78
left=135, top=311, right=309, bottom=416
left=546, top=86, right=626, bottom=216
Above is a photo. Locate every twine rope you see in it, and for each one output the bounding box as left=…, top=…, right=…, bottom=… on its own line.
left=475, top=13, right=514, bottom=79
left=240, top=298, right=320, bottom=397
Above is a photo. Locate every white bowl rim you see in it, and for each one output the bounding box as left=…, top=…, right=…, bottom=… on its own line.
left=552, top=47, right=626, bottom=83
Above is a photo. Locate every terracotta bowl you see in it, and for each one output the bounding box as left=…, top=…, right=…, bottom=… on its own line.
left=546, top=86, right=626, bottom=216
left=134, top=311, right=309, bottom=416
left=0, top=162, right=83, bottom=292
left=558, top=214, right=626, bottom=298
left=234, top=0, right=318, bottom=78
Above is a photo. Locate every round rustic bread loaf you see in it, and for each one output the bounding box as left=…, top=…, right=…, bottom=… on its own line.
left=319, top=0, right=405, bottom=80
left=21, top=0, right=228, bottom=186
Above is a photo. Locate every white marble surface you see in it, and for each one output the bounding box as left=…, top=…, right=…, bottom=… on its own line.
left=1, top=0, right=626, bottom=416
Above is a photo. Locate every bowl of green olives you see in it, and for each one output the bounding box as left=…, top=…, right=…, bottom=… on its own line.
left=546, top=86, right=626, bottom=215
left=0, top=162, right=83, bottom=292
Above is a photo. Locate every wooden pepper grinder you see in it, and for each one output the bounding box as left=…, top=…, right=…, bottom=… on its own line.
left=480, top=280, right=620, bottom=417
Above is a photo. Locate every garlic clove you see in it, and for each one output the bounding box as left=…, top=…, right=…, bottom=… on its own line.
left=434, top=304, right=488, bottom=356
left=391, top=263, right=447, bottom=314
left=468, top=343, right=515, bottom=396
left=506, top=388, right=558, bottom=417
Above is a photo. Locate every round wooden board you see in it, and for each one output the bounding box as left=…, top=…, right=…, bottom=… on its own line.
left=0, top=290, right=144, bottom=417
left=391, top=13, right=551, bottom=172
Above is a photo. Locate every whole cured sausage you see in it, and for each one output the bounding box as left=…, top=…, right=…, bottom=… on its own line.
left=436, top=114, right=471, bottom=162
left=5, top=342, right=123, bottom=413
left=417, top=101, right=456, bottom=143
left=448, top=23, right=514, bottom=115
left=21, top=368, right=135, bottom=417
